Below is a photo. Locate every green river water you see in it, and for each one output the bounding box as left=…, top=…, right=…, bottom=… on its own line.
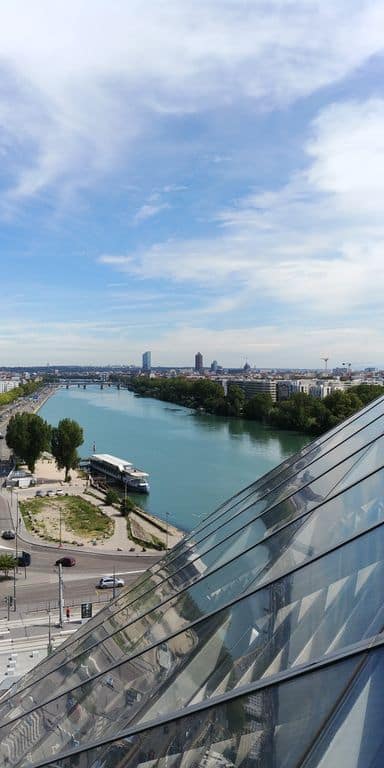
left=39, top=385, right=309, bottom=532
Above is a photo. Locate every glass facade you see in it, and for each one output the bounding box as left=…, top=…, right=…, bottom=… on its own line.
left=1, top=396, right=384, bottom=767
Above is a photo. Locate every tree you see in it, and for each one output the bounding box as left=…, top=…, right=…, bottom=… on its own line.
left=6, top=412, right=51, bottom=472
left=0, top=553, right=16, bottom=577
left=51, top=418, right=84, bottom=482
left=226, top=385, right=246, bottom=417
left=105, top=489, right=120, bottom=506
left=244, top=393, right=274, bottom=422
left=120, top=496, right=135, bottom=516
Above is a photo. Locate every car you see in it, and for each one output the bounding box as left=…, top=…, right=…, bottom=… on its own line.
left=35, top=490, right=46, bottom=497
left=2, top=530, right=15, bottom=540
left=0, top=432, right=4, bottom=439
left=56, top=489, right=66, bottom=496
left=17, top=551, right=31, bottom=567
left=97, top=575, right=125, bottom=589
left=46, top=490, right=56, bottom=497
left=55, top=557, right=76, bottom=567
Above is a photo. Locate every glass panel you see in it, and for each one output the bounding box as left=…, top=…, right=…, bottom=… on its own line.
left=27, top=653, right=363, bottom=768
left=130, top=396, right=384, bottom=593
left=2, top=490, right=384, bottom=749
left=150, top=436, right=381, bottom=588
left=5, top=404, right=384, bottom=712
left=154, top=397, right=384, bottom=569
left=303, top=648, right=384, bottom=768
left=110, top=411, right=384, bottom=625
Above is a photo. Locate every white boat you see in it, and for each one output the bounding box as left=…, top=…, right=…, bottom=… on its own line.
left=89, top=453, right=150, bottom=493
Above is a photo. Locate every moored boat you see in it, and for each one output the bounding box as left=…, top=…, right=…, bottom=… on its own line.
left=89, top=453, right=150, bottom=493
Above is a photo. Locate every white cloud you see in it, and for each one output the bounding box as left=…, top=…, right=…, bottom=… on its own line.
left=101, top=98, right=384, bottom=320
left=1, top=316, right=382, bottom=368
left=1, top=1, right=384, bottom=201
left=134, top=202, right=170, bottom=222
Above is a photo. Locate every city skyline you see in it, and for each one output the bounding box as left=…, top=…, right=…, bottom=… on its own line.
left=1, top=2, right=384, bottom=367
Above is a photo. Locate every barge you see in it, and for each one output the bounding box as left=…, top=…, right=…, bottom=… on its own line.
left=89, top=453, right=150, bottom=493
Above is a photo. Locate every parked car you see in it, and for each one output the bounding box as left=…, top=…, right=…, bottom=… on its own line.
left=35, top=490, right=46, bottom=497
left=97, top=575, right=124, bottom=589
left=56, top=489, right=66, bottom=496
left=46, top=490, right=56, bottom=497
left=55, top=557, right=76, bottom=567
left=2, top=530, right=15, bottom=540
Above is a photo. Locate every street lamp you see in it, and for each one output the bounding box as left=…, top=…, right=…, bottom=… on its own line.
left=59, top=506, right=63, bottom=548
left=165, top=511, right=169, bottom=551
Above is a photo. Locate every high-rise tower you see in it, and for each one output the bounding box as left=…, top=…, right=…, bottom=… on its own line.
left=142, top=351, right=151, bottom=372
left=194, top=351, right=203, bottom=373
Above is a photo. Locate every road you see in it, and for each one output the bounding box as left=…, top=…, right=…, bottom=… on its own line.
left=0, top=491, right=160, bottom=612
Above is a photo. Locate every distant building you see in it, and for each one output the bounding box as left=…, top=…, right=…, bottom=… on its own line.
left=195, top=352, right=203, bottom=373
left=228, top=379, right=277, bottom=402
left=142, top=351, right=151, bottom=372
left=210, top=360, right=218, bottom=372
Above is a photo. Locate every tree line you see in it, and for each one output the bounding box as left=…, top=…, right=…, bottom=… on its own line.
left=0, top=379, right=43, bottom=408
left=6, top=414, right=83, bottom=479
left=122, top=376, right=383, bottom=436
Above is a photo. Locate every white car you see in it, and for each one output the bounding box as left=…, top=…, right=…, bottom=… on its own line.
left=97, top=576, right=125, bottom=589
left=46, top=490, right=56, bottom=497
left=56, top=489, right=66, bottom=496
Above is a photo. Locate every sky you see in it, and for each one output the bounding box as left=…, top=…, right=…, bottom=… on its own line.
left=1, top=0, right=384, bottom=369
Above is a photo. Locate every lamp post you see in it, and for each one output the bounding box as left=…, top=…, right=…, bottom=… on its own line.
left=165, top=511, right=169, bottom=551
left=59, top=506, right=62, bottom=548
left=15, top=492, right=19, bottom=568
left=58, top=564, right=64, bottom=628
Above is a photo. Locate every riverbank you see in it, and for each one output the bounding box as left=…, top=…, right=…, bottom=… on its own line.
left=15, top=456, right=184, bottom=553
left=38, top=385, right=308, bottom=531
left=122, top=376, right=383, bottom=438
left=0, top=384, right=57, bottom=463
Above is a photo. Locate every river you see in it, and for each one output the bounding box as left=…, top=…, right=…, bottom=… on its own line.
left=39, top=385, right=309, bottom=532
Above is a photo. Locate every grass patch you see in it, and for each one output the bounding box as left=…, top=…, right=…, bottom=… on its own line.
left=125, top=516, right=166, bottom=551
left=19, top=496, right=113, bottom=541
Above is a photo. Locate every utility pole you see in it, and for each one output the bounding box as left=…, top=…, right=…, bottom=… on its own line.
left=47, top=603, right=53, bottom=655
left=59, top=506, right=63, bottom=548
left=15, top=493, right=19, bottom=571
left=58, top=564, right=64, bottom=628
left=13, top=567, right=16, bottom=612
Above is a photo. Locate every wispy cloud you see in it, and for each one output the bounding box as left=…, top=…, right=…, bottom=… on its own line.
left=102, top=98, right=384, bottom=322
left=134, top=202, right=170, bottom=222
left=0, top=1, right=383, bottom=205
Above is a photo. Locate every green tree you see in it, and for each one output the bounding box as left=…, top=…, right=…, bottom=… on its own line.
left=120, top=496, right=135, bottom=516
left=226, top=385, right=246, bottom=416
left=6, top=412, right=51, bottom=472
left=51, top=418, right=84, bottom=482
left=0, top=553, right=16, bottom=577
left=105, top=488, right=120, bottom=506
left=244, top=393, right=274, bottom=422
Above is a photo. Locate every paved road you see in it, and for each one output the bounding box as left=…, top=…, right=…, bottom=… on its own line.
left=0, top=491, right=160, bottom=613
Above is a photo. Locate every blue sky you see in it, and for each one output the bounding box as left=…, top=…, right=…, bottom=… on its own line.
left=1, top=0, right=384, bottom=368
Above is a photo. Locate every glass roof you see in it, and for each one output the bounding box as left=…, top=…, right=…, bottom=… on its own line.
left=1, top=395, right=384, bottom=768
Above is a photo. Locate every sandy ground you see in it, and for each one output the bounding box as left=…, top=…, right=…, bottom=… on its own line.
left=18, top=457, right=184, bottom=552
left=1, top=388, right=185, bottom=553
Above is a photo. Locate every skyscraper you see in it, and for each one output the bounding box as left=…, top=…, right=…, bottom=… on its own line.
left=2, top=395, right=384, bottom=766
left=142, top=351, right=151, bottom=372
left=194, top=351, right=203, bottom=373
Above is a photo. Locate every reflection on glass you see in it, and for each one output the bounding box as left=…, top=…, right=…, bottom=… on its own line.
left=36, top=653, right=365, bottom=768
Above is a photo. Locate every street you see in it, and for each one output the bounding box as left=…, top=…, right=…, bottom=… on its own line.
left=0, top=490, right=160, bottom=613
